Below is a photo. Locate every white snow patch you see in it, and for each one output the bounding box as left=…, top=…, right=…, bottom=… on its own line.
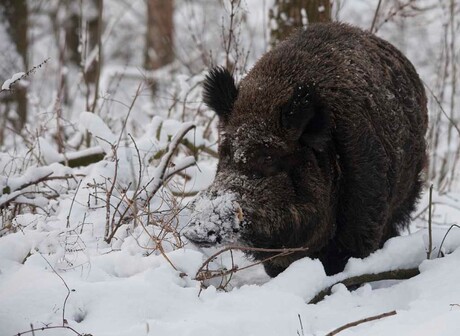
left=1, top=72, right=25, bottom=90
left=79, top=112, right=117, bottom=153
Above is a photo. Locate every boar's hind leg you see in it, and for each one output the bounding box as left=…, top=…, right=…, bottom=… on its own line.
left=383, top=173, right=425, bottom=243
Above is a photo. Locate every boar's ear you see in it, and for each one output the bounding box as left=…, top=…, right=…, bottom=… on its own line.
left=202, top=67, right=238, bottom=122
left=281, top=83, right=330, bottom=149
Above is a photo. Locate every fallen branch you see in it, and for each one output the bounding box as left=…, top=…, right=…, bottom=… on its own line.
left=325, top=310, right=396, bottom=336
left=172, top=190, right=199, bottom=198
left=65, top=152, right=105, bottom=168
left=53, top=146, right=105, bottom=168
left=309, top=268, right=420, bottom=304
left=1, top=171, right=52, bottom=196
left=0, top=174, right=83, bottom=210
left=14, top=325, right=91, bottom=336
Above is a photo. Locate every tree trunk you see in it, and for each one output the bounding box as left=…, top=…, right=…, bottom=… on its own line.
left=1, top=0, right=29, bottom=131
left=269, top=0, right=331, bottom=46
left=85, top=0, right=103, bottom=85
left=144, top=0, right=174, bottom=70
left=64, top=4, right=82, bottom=66
left=305, top=0, right=332, bottom=24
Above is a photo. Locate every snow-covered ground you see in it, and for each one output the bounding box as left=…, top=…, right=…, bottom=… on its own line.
left=1, top=0, right=460, bottom=335
left=1, top=199, right=460, bottom=336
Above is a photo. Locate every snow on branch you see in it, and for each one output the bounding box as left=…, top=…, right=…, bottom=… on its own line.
left=145, top=122, right=196, bottom=197
left=0, top=58, right=50, bottom=93
left=0, top=166, right=79, bottom=210
left=79, top=112, right=117, bottom=153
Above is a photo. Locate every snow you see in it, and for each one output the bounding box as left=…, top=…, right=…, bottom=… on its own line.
left=1, top=72, right=25, bottom=90
left=79, top=112, right=118, bottom=153
left=1, top=224, right=460, bottom=336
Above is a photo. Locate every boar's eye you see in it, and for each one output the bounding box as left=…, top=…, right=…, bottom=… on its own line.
left=280, top=83, right=330, bottom=148
left=202, top=67, right=238, bottom=122
left=251, top=153, right=283, bottom=178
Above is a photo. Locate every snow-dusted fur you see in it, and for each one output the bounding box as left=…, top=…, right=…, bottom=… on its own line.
left=185, top=22, right=428, bottom=277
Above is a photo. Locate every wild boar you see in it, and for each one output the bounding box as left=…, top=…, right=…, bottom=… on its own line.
left=184, top=22, right=428, bottom=277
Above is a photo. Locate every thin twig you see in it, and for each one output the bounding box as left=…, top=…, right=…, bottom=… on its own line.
left=115, top=83, right=143, bottom=150
left=144, top=123, right=196, bottom=201
left=195, top=245, right=309, bottom=281
left=196, top=250, right=294, bottom=282
left=0, top=58, right=51, bottom=93
left=104, top=155, right=119, bottom=240
left=325, top=310, right=397, bottom=336
left=109, top=183, right=132, bottom=233
left=297, top=314, right=305, bottom=336
left=437, top=224, right=460, bottom=258
left=423, top=80, right=460, bottom=136
left=128, top=134, right=143, bottom=196
left=427, top=184, right=433, bottom=259
left=39, top=255, right=71, bottom=326
left=67, top=179, right=83, bottom=229
left=13, top=325, right=89, bottom=336
left=373, top=0, right=419, bottom=33
left=370, top=0, right=383, bottom=33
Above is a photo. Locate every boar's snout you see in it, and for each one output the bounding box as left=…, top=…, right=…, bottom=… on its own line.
left=184, top=190, right=244, bottom=247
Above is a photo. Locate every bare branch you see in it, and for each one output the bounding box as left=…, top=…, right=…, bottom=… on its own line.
left=309, top=268, right=420, bottom=304
left=13, top=325, right=90, bottom=336
left=370, top=0, right=383, bottom=33
left=423, top=80, right=460, bottom=136
left=437, top=224, right=460, bottom=258
left=0, top=58, right=50, bottom=93
left=145, top=123, right=196, bottom=200
left=194, top=245, right=309, bottom=282
left=427, top=184, right=433, bottom=259
left=325, top=310, right=397, bottom=336
left=0, top=173, right=81, bottom=210
left=39, top=255, right=71, bottom=327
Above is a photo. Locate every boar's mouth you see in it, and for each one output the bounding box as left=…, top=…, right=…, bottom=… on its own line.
left=184, top=191, right=244, bottom=247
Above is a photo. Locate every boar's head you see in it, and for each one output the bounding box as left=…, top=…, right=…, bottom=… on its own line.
left=184, top=67, right=339, bottom=276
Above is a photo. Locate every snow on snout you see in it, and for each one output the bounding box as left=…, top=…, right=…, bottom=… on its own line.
left=184, top=191, right=244, bottom=246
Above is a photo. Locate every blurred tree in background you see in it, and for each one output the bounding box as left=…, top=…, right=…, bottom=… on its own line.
left=0, top=0, right=28, bottom=132
left=269, top=0, right=331, bottom=45
left=145, top=0, right=174, bottom=70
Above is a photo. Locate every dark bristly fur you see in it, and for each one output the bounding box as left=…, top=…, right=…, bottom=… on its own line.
left=202, top=67, right=238, bottom=121
left=190, top=22, right=428, bottom=277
